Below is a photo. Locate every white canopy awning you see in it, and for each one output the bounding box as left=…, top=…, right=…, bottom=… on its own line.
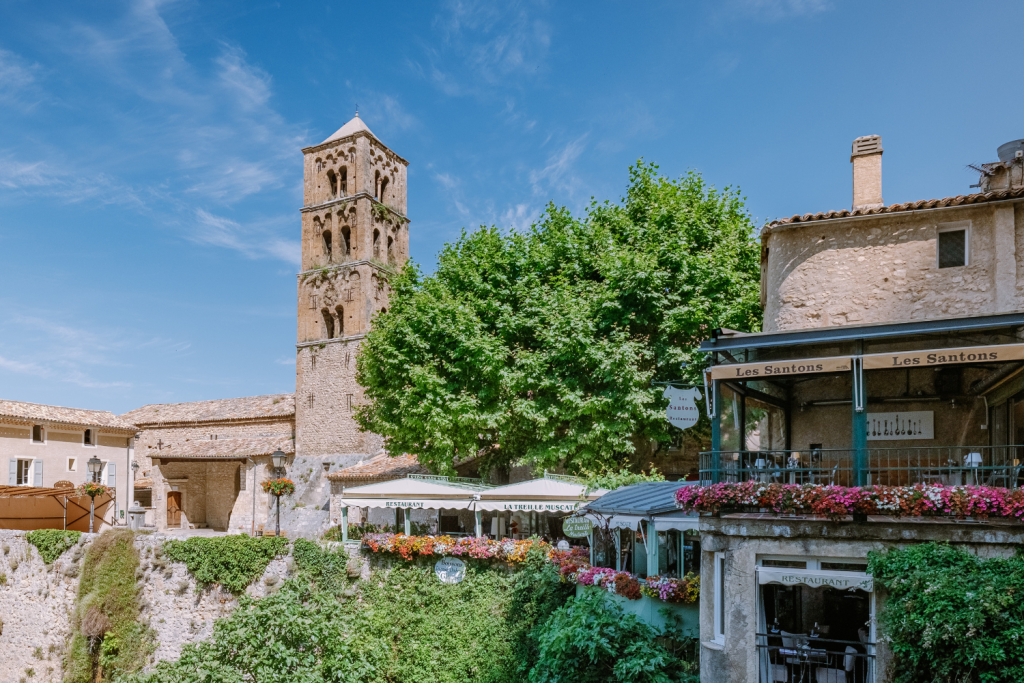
left=474, top=476, right=598, bottom=513
left=339, top=477, right=478, bottom=510
left=757, top=568, right=873, bottom=593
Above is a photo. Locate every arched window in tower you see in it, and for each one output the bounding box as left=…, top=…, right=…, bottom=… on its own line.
left=380, top=176, right=389, bottom=205
left=335, top=305, right=345, bottom=336
left=341, top=226, right=351, bottom=259
left=321, top=308, right=335, bottom=339
left=373, top=229, right=381, bottom=259
left=374, top=170, right=380, bottom=198
left=387, top=235, right=394, bottom=264
left=322, top=230, right=333, bottom=262
left=326, top=169, right=338, bottom=198
left=340, top=167, right=348, bottom=195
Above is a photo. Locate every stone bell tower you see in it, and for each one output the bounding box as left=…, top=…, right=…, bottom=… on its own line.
left=295, top=113, right=409, bottom=460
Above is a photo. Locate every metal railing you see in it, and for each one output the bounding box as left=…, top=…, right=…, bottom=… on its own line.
left=700, top=446, right=1024, bottom=488
left=757, top=633, right=874, bottom=683
left=406, top=474, right=494, bottom=490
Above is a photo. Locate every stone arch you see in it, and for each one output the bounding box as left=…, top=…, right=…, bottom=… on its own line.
left=387, top=235, right=394, bottom=264
left=341, top=226, right=351, bottom=259
left=380, top=176, right=389, bottom=205
left=340, top=166, right=348, bottom=195
left=321, top=308, right=335, bottom=339
left=374, top=170, right=380, bottom=198
left=326, top=169, right=338, bottom=198
left=373, top=228, right=381, bottom=259
left=335, top=305, right=345, bottom=336
left=322, top=230, right=333, bottom=261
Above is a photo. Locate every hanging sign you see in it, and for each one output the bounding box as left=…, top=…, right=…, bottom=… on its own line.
left=758, top=568, right=873, bottom=592
left=562, top=517, right=594, bottom=538
left=664, top=386, right=701, bottom=430
left=709, top=356, right=852, bottom=380
left=866, top=411, right=933, bottom=440
left=862, top=343, right=1024, bottom=370
left=435, top=557, right=466, bottom=584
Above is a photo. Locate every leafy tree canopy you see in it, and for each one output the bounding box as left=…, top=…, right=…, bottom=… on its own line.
left=356, top=161, right=761, bottom=476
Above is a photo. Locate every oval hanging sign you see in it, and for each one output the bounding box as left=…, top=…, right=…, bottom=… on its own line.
left=664, top=386, right=701, bottom=431
left=562, top=517, right=593, bottom=538
left=435, top=557, right=467, bottom=584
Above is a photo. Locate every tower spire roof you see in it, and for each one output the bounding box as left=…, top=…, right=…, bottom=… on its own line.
left=321, top=112, right=380, bottom=145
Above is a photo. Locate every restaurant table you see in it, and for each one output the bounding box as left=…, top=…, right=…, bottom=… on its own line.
left=779, top=646, right=829, bottom=683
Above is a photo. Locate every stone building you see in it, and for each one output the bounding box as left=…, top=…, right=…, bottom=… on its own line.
left=698, top=137, right=1024, bottom=682
left=0, top=400, right=136, bottom=525
left=295, top=113, right=408, bottom=462
left=122, top=394, right=294, bottom=533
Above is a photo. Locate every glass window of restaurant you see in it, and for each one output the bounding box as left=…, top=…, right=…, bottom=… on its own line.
left=756, top=556, right=875, bottom=683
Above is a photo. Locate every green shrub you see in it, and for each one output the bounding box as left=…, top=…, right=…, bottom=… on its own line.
left=124, top=579, right=373, bottom=683
left=869, top=543, right=1024, bottom=683
left=163, top=535, right=289, bottom=594
left=292, top=539, right=348, bottom=595
left=527, top=591, right=691, bottom=683
left=26, top=529, right=81, bottom=564
left=65, top=529, right=153, bottom=683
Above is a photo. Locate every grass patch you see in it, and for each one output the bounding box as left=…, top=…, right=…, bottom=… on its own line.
left=26, top=529, right=81, bottom=564
left=163, top=535, right=289, bottom=594
left=65, top=529, right=153, bottom=683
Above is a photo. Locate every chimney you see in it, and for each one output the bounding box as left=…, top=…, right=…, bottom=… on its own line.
left=851, top=135, right=883, bottom=210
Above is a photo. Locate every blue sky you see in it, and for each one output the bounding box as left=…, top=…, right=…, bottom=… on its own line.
left=2, top=0, right=1022, bottom=414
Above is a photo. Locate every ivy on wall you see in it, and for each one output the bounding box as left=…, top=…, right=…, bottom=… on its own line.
left=869, top=543, right=1024, bottom=683
left=163, top=535, right=289, bottom=594
left=25, top=529, right=81, bottom=564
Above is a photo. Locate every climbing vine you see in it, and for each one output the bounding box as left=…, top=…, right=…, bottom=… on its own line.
left=163, top=535, right=289, bottom=594
left=26, top=528, right=81, bottom=564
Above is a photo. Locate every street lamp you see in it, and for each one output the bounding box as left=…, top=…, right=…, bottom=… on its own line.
left=271, top=449, right=286, bottom=536
left=86, top=456, right=103, bottom=534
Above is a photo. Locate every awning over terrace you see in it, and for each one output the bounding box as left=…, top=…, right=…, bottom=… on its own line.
left=473, top=474, right=605, bottom=512
left=757, top=567, right=874, bottom=592
left=581, top=481, right=699, bottom=531
left=338, top=474, right=487, bottom=510
left=0, top=484, right=114, bottom=531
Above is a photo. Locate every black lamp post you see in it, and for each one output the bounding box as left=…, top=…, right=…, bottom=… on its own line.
left=271, top=449, right=286, bottom=536
left=87, top=455, right=103, bottom=533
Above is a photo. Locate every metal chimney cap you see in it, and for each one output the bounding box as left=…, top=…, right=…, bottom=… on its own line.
left=997, top=139, right=1024, bottom=162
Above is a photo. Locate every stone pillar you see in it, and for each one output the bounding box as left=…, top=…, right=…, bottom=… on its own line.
left=994, top=205, right=1016, bottom=311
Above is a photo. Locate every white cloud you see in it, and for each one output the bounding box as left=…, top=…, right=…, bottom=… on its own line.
left=529, top=134, right=588, bottom=198
left=501, top=203, right=537, bottom=233
left=216, top=44, right=272, bottom=110
left=192, top=209, right=300, bottom=265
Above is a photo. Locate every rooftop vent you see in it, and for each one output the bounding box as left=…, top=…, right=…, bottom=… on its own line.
left=851, top=135, right=883, bottom=210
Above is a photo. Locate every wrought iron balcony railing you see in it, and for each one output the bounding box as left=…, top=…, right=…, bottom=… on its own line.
left=700, top=446, right=1024, bottom=488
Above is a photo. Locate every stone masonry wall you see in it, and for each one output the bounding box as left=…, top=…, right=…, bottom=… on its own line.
left=133, top=418, right=294, bottom=473
left=0, top=530, right=297, bottom=682
left=762, top=203, right=1023, bottom=332
left=295, top=338, right=383, bottom=458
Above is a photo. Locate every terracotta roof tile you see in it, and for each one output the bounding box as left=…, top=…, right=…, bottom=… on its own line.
left=327, top=453, right=427, bottom=482
left=122, top=394, right=294, bottom=426
left=153, top=435, right=294, bottom=460
left=0, top=399, right=137, bottom=432
left=767, top=187, right=1024, bottom=229
left=133, top=477, right=154, bottom=489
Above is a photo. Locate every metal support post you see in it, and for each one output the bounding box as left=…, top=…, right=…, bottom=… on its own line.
left=341, top=506, right=349, bottom=543
left=711, top=378, right=722, bottom=484
left=475, top=510, right=483, bottom=538
left=852, top=350, right=868, bottom=486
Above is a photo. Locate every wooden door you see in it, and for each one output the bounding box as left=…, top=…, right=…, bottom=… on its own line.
left=167, top=491, right=182, bottom=527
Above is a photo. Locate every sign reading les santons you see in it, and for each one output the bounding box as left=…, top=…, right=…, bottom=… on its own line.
left=562, top=517, right=593, bottom=538
left=862, top=343, right=1024, bottom=370
left=709, top=356, right=852, bottom=380
left=435, top=557, right=466, bottom=584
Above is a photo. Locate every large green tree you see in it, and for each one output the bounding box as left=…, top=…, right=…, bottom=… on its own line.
left=356, top=162, right=760, bottom=476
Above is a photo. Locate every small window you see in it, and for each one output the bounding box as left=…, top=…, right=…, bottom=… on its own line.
left=83, top=429, right=93, bottom=446
left=380, top=176, right=389, bottom=204
left=374, top=170, right=380, bottom=198
left=322, top=230, right=333, bottom=261
left=134, top=489, right=153, bottom=507
left=32, top=425, right=43, bottom=443
left=820, top=561, right=868, bottom=572
left=340, top=167, right=348, bottom=195
left=321, top=308, right=335, bottom=339
left=373, top=229, right=381, bottom=259
left=15, top=459, right=31, bottom=485
left=762, top=559, right=807, bottom=569
left=335, top=305, right=345, bottom=336
left=387, top=235, right=394, bottom=263
left=341, top=226, right=351, bottom=258
left=326, top=169, right=338, bottom=198
left=68, top=458, right=77, bottom=472
left=714, top=552, right=726, bottom=643
left=938, top=229, right=967, bottom=268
